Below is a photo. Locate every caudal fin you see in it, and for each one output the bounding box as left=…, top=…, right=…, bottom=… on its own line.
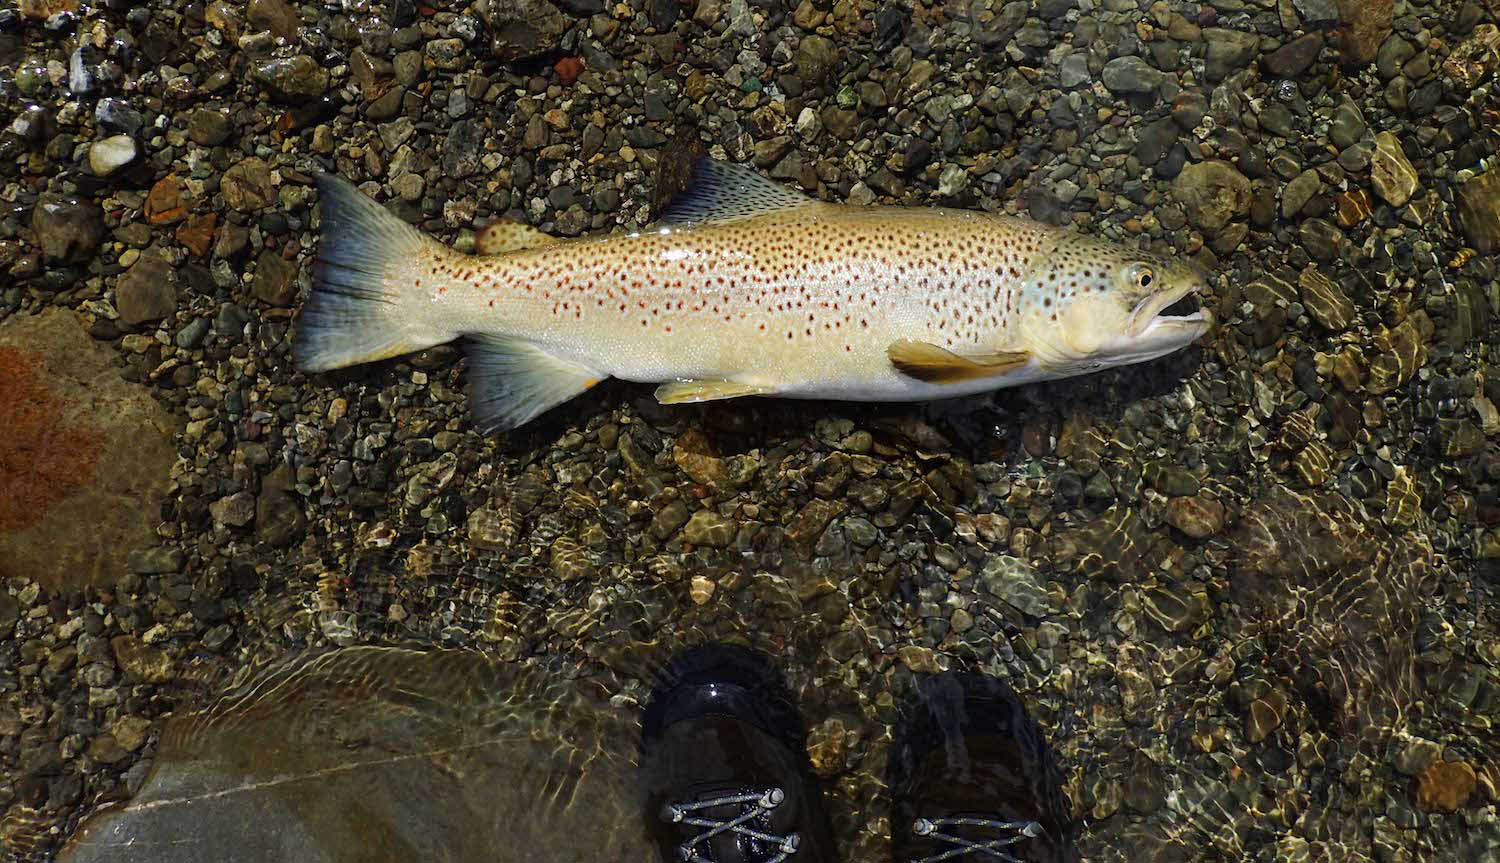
left=293, top=173, right=450, bottom=373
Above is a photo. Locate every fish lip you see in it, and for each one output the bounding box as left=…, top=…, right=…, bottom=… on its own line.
left=1129, top=282, right=1207, bottom=337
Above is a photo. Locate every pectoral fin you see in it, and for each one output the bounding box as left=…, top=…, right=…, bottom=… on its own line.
left=654, top=378, right=771, bottom=404
left=464, top=335, right=603, bottom=433
left=888, top=340, right=1032, bottom=384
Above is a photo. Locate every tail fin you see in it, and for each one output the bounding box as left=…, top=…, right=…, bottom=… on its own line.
left=293, top=173, right=450, bottom=373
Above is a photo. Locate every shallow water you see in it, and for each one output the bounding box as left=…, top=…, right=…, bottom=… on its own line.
left=2, top=0, right=1499, bottom=861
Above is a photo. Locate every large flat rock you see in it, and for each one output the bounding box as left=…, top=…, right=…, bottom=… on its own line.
left=59, top=647, right=652, bottom=863
left=0, top=309, right=177, bottom=593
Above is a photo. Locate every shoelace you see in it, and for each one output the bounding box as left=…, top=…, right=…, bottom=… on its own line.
left=907, top=816, right=1043, bottom=863
left=661, top=787, right=802, bottom=863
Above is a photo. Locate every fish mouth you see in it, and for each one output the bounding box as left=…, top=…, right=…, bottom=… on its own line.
left=1129, top=283, right=1213, bottom=338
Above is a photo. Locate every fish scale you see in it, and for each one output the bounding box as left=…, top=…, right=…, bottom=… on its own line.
left=294, top=158, right=1213, bottom=433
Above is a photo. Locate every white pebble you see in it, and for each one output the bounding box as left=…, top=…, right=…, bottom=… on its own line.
left=89, top=134, right=138, bottom=176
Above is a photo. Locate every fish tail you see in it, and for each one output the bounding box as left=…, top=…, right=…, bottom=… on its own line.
left=293, top=172, right=454, bottom=373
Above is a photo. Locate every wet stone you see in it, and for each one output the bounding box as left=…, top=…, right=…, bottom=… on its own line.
left=1143, top=586, right=1207, bottom=633
left=1299, top=218, right=1345, bottom=262
left=795, top=35, right=839, bottom=86
left=1330, top=100, right=1367, bottom=150
left=650, top=500, right=689, bottom=540
left=1247, top=690, right=1287, bottom=743
left=1299, top=267, right=1355, bottom=330
left=247, top=0, right=300, bottom=38
left=110, top=635, right=174, bottom=683
left=1335, top=0, right=1393, bottom=65
left=785, top=499, right=843, bottom=545
left=31, top=195, right=103, bottom=265
left=979, top=555, right=1054, bottom=618
left=1370, top=131, right=1419, bottom=207
left=1457, top=170, right=1500, bottom=253
left=1101, top=56, right=1164, bottom=93
left=251, top=55, right=329, bottom=101
left=89, top=135, right=137, bottom=176
left=682, top=510, right=734, bottom=548
left=477, top=0, right=567, bottom=61
left=1263, top=33, right=1324, bottom=78
left=252, top=251, right=298, bottom=307
left=1172, top=160, right=1251, bottom=232
left=222, top=158, right=276, bottom=212
left=1165, top=494, right=1226, bottom=538
left=116, top=254, right=177, bottom=325
left=188, top=109, right=232, bottom=146
left=1415, top=761, right=1476, bottom=813
left=1203, top=28, right=1259, bottom=81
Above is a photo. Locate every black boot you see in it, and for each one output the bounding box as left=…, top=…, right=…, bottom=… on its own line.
left=887, top=672, right=1077, bottom=863
left=640, top=644, right=836, bottom=863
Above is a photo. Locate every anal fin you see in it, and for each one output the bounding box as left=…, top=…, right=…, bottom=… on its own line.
left=654, top=378, right=770, bottom=404
left=888, top=340, right=1032, bottom=384
left=464, top=335, right=603, bottom=433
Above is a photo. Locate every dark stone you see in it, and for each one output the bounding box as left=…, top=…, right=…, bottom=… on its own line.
left=252, top=251, right=298, bottom=307
left=31, top=195, right=104, bottom=265
left=116, top=255, right=177, bottom=325
left=1263, top=33, right=1323, bottom=77
left=1134, top=116, right=1179, bottom=165
left=478, top=0, right=568, bottom=61
left=442, top=119, right=484, bottom=178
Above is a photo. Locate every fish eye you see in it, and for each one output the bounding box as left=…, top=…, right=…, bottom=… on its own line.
left=1137, top=270, right=1153, bottom=289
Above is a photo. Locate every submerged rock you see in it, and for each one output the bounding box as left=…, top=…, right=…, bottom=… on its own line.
left=0, top=310, right=176, bottom=593
left=31, top=195, right=103, bottom=264
left=58, top=647, right=649, bottom=863
left=1457, top=170, right=1500, bottom=253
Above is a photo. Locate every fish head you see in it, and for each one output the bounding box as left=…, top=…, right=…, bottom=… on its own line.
left=1021, top=236, right=1214, bottom=371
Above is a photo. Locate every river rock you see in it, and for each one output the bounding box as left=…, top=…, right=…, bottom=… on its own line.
left=88, top=135, right=137, bottom=176
left=31, top=195, right=103, bottom=264
left=475, top=0, right=567, bottom=61
left=0, top=310, right=176, bottom=593
left=1370, top=131, right=1418, bottom=207
left=116, top=254, right=177, bottom=324
left=1457, top=170, right=1500, bottom=253
left=1172, top=160, right=1252, bottom=232
left=1334, top=0, right=1393, bottom=65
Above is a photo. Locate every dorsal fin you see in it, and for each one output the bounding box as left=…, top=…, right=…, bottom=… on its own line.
left=474, top=219, right=557, bottom=255
left=656, top=158, right=817, bottom=227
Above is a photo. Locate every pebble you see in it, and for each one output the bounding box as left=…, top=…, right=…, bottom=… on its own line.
left=115, top=254, right=177, bottom=325
left=222, top=158, right=276, bottom=212
left=188, top=108, right=232, bottom=146
left=1369, top=131, right=1419, bottom=207
left=30, top=195, right=103, bottom=264
left=210, top=492, right=256, bottom=527
left=1414, top=761, right=1476, bottom=813
left=1281, top=169, right=1321, bottom=218
left=1202, top=28, right=1259, bottom=81
left=1164, top=494, right=1226, bottom=538
left=94, top=98, right=143, bottom=135
left=1172, top=160, right=1251, bottom=232
left=478, top=0, right=567, bottom=61
left=252, top=251, right=298, bottom=307
left=1329, top=100, right=1366, bottom=150
left=88, top=134, right=137, bottom=176
left=1456, top=170, right=1500, bottom=253
left=795, top=35, right=839, bottom=86
left=1101, top=56, right=1164, bottom=94
left=1298, top=268, right=1356, bottom=331
left=1337, top=0, right=1393, bottom=65
left=250, top=55, right=329, bottom=100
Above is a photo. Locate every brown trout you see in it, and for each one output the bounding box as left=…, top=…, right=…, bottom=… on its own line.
left=293, top=159, right=1213, bottom=432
